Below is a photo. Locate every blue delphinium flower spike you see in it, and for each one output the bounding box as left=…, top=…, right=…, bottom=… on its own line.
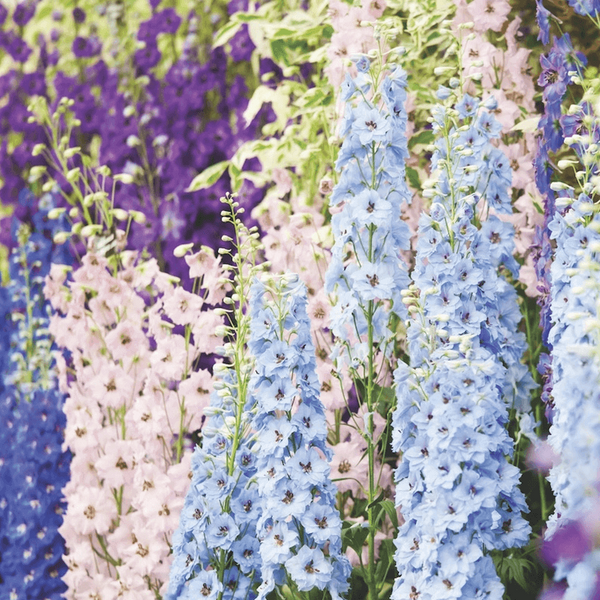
left=391, top=93, right=533, bottom=600
left=249, top=275, right=351, bottom=600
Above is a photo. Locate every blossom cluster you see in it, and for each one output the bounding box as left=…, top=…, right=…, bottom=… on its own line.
left=391, top=90, right=532, bottom=600
left=0, top=0, right=275, bottom=283
left=248, top=275, right=351, bottom=599
left=44, top=242, right=226, bottom=599
left=0, top=191, right=71, bottom=600
left=543, top=193, right=600, bottom=598
left=325, top=56, right=412, bottom=368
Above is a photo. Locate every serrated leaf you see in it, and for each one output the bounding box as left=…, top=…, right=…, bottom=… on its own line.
left=186, top=161, right=229, bottom=192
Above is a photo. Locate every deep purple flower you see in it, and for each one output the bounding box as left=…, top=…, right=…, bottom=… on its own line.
left=158, top=8, right=182, bottom=34
left=139, top=8, right=181, bottom=41
left=13, top=1, right=36, bottom=27
left=228, top=0, right=249, bottom=15
left=554, top=33, right=587, bottom=71
left=72, top=36, right=101, bottom=58
left=0, top=5, right=8, bottom=25
left=229, top=24, right=255, bottom=62
left=135, top=40, right=162, bottom=70
left=149, top=0, right=162, bottom=8
left=72, top=7, right=86, bottom=23
left=0, top=31, right=32, bottom=63
left=540, top=113, right=564, bottom=152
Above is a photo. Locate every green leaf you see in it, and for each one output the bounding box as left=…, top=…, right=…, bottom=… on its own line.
left=213, top=20, right=243, bottom=47
left=341, top=521, right=370, bottom=554
left=406, top=166, right=421, bottom=190
left=379, top=499, right=399, bottom=529
left=366, top=489, right=386, bottom=510
left=186, top=161, right=229, bottom=192
left=408, top=129, right=435, bottom=149
left=511, top=117, right=540, bottom=133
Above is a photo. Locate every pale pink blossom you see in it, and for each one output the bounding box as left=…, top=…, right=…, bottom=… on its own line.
left=272, top=167, right=293, bottom=196
left=65, top=486, right=117, bottom=535
left=73, top=572, right=120, bottom=600
left=519, top=262, right=540, bottom=298
left=88, top=363, right=136, bottom=408
left=330, top=440, right=369, bottom=495
left=150, top=334, right=191, bottom=381
left=95, top=440, right=144, bottom=488
left=462, top=35, right=503, bottom=87
left=162, top=286, right=204, bottom=326
left=486, top=89, right=520, bottom=132
left=104, top=320, right=149, bottom=364
left=122, top=518, right=165, bottom=576
left=500, top=143, right=535, bottom=190
left=192, top=310, right=225, bottom=354
left=468, top=0, right=511, bottom=32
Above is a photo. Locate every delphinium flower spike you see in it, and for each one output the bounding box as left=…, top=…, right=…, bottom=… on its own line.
left=324, top=45, right=412, bottom=598
left=540, top=66, right=600, bottom=596
left=391, top=85, right=533, bottom=600
left=166, top=193, right=265, bottom=600
left=248, top=274, right=351, bottom=600
left=0, top=191, right=71, bottom=600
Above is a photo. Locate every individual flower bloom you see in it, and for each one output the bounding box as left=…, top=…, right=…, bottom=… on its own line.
left=192, top=310, right=225, bottom=354
left=316, top=360, right=347, bottom=411
left=260, top=522, right=299, bottom=564
left=205, top=513, right=240, bottom=550
left=150, top=334, right=193, bottom=381
left=65, top=486, right=117, bottom=535
left=539, top=51, right=569, bottom=108
left=351, top=101, right=391, bottom=145
left=95, top=440, right=143, bottom=489
left=135, top=39, right=161, bottom=69
left=88, top=363, right=136, bottom=408
left=156, top=7, right=182, bottom=34
left=302, top=501, right=343, bottom=544
left=178, top=369, right=212, bottom=420
left=350, top=260, right=397, bottom=301
left=186, top=570, right=224, bottom=599
left=122, top=519, right=166, bottom=576
left=272, top=168, right=293, bottom=196
left=163, top=286, right=204, bottom=326
left=13, top=1, right=37, bottom=26
left=74, top=572, right=120, bottom=600
left=286, top=447, right=331, bottom=489
left=73, top=6, right=86, bottom=22
left=72, top=36, right=101, bottom=58
left=285, top=546, right=333, bottom=592
left=104, top=319, right=149, bottom=364
left=330, top=440, right=368, bottom=495
left=351, top=188, right=393, bottom=227
left=456, top=94, right=480, bottom=119
left=536, top=0, right=552, bottom=44
left=468, top=0, right=511, bottom=31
